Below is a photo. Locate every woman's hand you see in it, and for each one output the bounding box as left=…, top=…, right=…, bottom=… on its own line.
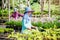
left=31, top=26, right=38, bottom=30
left=27, top=27, right=31, bottom=30
left=31, top=26, right=36, bottom=29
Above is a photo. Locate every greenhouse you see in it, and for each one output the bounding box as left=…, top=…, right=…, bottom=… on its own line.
left=0, top=0, right=60, bottom=40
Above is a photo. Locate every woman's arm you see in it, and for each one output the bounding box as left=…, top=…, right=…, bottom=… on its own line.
left=31, top=26, right=38, bottom=30
left=18, top=13, right=24, bottom=17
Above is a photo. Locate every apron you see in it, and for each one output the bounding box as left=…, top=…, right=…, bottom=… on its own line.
left=21, top=13, right=32, bottom=34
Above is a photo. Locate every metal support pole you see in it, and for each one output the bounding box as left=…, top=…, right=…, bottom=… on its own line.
left=8, top=0, right=10, bottom=21
left=48, top=0, right=51, bottom=18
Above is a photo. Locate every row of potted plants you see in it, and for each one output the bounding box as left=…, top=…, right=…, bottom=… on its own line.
left=5, top=21, right=22, bottom=32
left=8, top=28, right=60, bottom=40
left=5, top=20, right=60, bottom=32
left=32, top=20, right=60, bottom=29
left=0, top=27, right=14, bottom=34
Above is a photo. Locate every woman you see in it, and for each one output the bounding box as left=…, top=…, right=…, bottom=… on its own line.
left=10, top=8, right=24, bottom=20
left=21, top=7, right=37, bottom=34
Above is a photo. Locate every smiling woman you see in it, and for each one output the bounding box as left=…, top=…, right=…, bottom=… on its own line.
left=21, top=7, right=37, bottom=34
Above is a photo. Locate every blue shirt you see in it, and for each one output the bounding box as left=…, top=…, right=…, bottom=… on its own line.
left=21, top=13, right=32, bottom=33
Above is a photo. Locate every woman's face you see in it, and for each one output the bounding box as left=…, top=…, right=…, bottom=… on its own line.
left=28, top=11, right=32, bottom=16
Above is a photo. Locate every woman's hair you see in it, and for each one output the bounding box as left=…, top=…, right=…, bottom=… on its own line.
left=24, top=11, right=28, bottom=14
left=24, top=12, right=32, bottom=17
